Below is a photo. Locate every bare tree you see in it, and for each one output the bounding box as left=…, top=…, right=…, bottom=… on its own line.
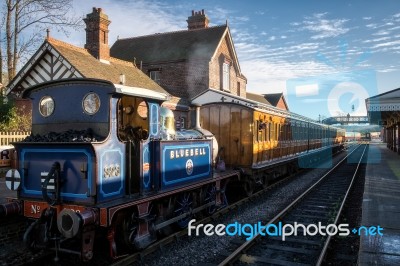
left=1, top=0, right=82, bottom=82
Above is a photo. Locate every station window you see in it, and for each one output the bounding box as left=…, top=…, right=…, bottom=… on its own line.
left=149, top=70, right=161, bottom=84
left=222, top=62, right=230, bottom=91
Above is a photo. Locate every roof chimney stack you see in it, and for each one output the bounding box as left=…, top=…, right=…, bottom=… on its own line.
left=84, top=7, right=111, bottom=61
left=187, top=9, right=209, bottom=30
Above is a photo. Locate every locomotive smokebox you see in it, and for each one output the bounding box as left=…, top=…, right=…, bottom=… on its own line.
left=57, top=208, right=98, bottom=238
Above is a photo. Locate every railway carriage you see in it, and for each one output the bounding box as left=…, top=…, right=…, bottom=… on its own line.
left=193, top=89, right=345, bottom=195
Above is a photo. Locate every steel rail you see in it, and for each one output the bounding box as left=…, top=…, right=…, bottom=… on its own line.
left=218, top=144, right=362, bottom=266
left=316, top=144, right=367, bottom=265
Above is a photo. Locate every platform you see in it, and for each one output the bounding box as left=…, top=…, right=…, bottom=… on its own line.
left=358, top=140, right=400, bottom=265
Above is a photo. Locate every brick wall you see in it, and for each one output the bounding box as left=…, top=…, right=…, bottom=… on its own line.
left=142, top=59, right=209, bottom=128
left=209, top=35, right=246, bottom=97
left=14, top=98, right=32, bottom=117
left=142, top=59, right=209, bottom=101
left=276, top=97, right=288, bottom=110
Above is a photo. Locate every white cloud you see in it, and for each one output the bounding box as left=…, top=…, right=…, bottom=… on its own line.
left=372, top=30, right=390, bottom=36
left=363, top=36, right=391, bottom=43
left=208, top=7, right=233, bottom=25
left=236, top=16, right=250, bottom=22
left=366, top=23, right=378, bottom=29
left=291, top=13, right=349, bottom=40
left=372, top=40, right=400, bottom=48
left=51, top=0, right=188, bottom=46
left=269, top=36, right=276, bottom=41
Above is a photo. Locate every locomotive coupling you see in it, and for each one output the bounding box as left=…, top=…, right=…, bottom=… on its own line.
left=0, top=201, right=22, bottom=217
left=57, top=208, right=98, bottom=238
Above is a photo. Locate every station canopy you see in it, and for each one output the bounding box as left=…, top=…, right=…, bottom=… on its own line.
left=365, top=88, right=400, bottom=127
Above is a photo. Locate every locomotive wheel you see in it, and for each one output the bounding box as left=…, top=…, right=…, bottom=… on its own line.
left=155, top=201, right=174, bottom=237
left=23, top=220, right=42, bottom=251
left=122, top=213, right=138, bottom=249
left=262, top=175, right=269, bottom=189
left=203, top=184, right=217, bottom=215
left=174, top=192, right=193, bottom=228
left=244, top=180, right=255, bottom=197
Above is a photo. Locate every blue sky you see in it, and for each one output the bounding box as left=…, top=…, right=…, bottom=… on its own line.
left=48, top=0, right=400, bottom=119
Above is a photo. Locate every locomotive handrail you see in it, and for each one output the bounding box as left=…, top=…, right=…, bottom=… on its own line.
left=41, top=162, right=61, bottom=206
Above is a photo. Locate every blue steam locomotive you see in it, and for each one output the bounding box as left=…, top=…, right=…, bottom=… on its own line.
left=2, top=78, right=232, bottom=260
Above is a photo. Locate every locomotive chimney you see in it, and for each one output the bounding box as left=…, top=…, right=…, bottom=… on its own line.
left=187, top=9, right=209, bottom=30
left=84, top=7, right=111, bottom=62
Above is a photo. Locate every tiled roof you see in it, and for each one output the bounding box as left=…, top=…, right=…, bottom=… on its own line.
left=246, top=92, right=271, bottom=105
left=47, top=38, right=168, bottom=95
left=110, top=25, right=227, bottom=63
left=263, top=93, right=283, bottom=106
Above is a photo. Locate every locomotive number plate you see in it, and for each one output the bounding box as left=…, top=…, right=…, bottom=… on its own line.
left=23, top=201, right=87, bottom=218
left=24, top=201, right=49, bottom=218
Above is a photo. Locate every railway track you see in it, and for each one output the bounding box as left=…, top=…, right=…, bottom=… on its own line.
left=11, top=145, right=353, bottom=266
left=218, top=144, right=368, bottom=266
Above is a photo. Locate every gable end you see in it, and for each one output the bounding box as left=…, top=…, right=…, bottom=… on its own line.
left=6, top=42, right=83, bottom=96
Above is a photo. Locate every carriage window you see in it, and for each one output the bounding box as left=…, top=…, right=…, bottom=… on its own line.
left=257, top=121, right=264, bottom=142
left=39, top=96, right=55, bottom=117
left=82, top=92, right=100, bottom=115
left=270, top=123, right=275, bottom=141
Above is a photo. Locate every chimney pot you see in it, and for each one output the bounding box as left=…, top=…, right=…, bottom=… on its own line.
left=187, top=9, right=209, bottom=30
left=84, top=7, right=111, bottom=61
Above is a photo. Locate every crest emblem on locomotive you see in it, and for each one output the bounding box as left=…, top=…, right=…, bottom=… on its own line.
left=186, top=159, right=194, bottom=175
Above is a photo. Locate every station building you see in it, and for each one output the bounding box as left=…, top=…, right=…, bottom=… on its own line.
left=366, top=88, right=400, bottom=153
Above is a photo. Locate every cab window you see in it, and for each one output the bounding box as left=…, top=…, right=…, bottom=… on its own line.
left=118, top=96, right=149, bottom=141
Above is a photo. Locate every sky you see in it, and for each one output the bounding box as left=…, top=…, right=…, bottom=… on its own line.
left=46, top=0, right=400, bottom=120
